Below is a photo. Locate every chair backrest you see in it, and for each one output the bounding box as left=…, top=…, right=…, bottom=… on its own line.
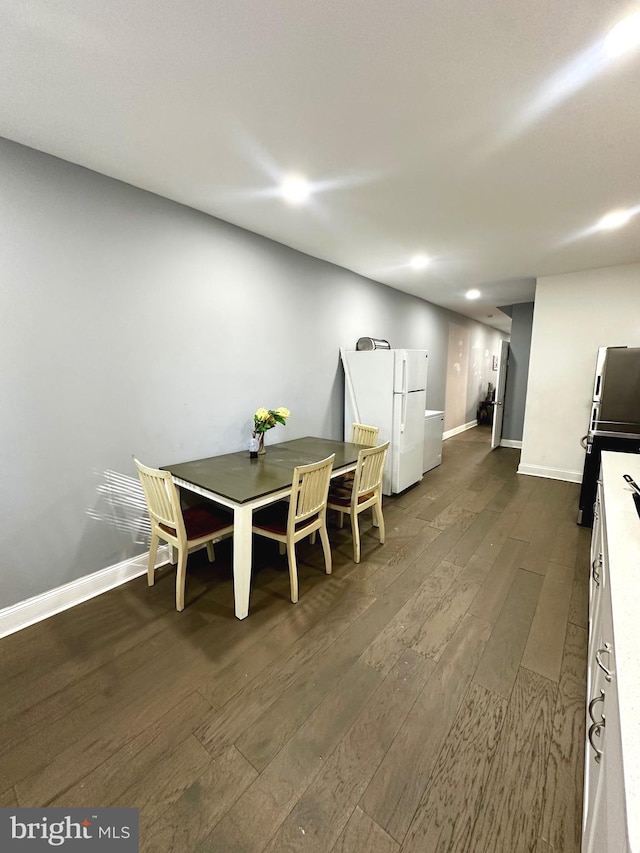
left=353, top=441, right=390, bottom=498
left=134, top=458, right=185, bottom=537
left=350, top=423, right=380, bottom=447
left=289, top=454, right=335, bottom=530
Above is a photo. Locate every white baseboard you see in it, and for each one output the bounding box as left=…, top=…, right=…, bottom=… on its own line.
left=443, top=420, right=478, bottom=440
left=500, top=439, right=522, bottom=449
left=517, top=463, right=582, bottom=483
left=0, top=545, right=171, bottom=640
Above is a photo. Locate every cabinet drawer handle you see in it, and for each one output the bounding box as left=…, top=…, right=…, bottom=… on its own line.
left=588, top=720, right=605, bottom=763
left=595, top=643, right=613, bottom=682
left=588, top=689, right=605, bottom=724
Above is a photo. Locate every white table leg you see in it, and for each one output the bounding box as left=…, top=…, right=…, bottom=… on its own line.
left=232, top=504, right=253, bottom=619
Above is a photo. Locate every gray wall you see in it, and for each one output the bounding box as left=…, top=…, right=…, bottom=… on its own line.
left=502, top=302, right=534, bottom=442
left=0, top=137, right=502, bottom=608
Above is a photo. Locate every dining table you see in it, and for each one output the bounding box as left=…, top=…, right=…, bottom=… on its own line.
left=161, top=436, right=365, bottom=619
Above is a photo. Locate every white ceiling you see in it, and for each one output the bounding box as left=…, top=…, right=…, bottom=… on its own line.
left=2, top=1, right=640, bottom=334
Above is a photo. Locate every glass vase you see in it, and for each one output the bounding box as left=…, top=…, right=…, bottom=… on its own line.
left=258, top=433, right=266, bottom=455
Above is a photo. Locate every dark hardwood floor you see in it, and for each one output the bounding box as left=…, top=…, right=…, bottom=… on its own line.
left=0, top=427, right=589, bottom=852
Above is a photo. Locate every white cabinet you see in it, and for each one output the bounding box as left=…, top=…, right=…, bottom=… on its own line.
left=423, top=410, right=444, bottom=473
left=582, top=457, right=638, bottom=853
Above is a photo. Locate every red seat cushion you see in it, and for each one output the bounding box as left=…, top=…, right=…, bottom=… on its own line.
left=253, top=501, right=319, bottom=536
left=160, top=503, right=233, bottom=540
left=328, top=489, right=375, bottom=507
left=252, top=501, right=290, bottom=535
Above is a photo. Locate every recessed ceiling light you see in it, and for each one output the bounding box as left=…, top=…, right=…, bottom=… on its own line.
left=466, top=289, right=481, bottom=300
left=597, top=208, right=634, bottom=230
left=410, top=255, right=430, bottom=270
left=604, top=11, right=640, bottom=57
left=280, top=174, right=311, bottom=205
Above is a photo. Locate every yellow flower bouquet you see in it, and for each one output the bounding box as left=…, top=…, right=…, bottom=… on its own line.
left=251, top=407, right=291, bottom=455
left=253, top=406, right=290, bottom=435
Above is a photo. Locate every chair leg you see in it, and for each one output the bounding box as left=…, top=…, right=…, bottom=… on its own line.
left=206, top=541, right=215, bottom=562
left=175, top=548, right=188, bottom=611
left=338, top=511, right=345, bottom=528
left=351, top=511, right=361, bottom=563
left=287, top=542, right=299, bottom=604
left=279, top=542, right=286, bottom=556
left=310, top=530, right=317, bottom=545
left=148, top=533, right=160, bottom=586
left=374, top=500, right=386, bottom=544
left=319, top=526, right=332, bottom=575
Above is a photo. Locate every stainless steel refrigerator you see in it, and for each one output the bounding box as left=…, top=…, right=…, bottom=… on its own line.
left=341, top=347, right=428, bottom=495
left=577, top=346, right=640, bottom=526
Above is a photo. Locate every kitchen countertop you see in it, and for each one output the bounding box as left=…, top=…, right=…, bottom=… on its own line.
left=600, top=450, right=640, bottom=851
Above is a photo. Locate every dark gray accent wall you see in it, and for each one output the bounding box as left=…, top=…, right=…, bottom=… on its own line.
left=0, top=137, right=502, bottom=608
left=502, top=302, right=534, bottom=441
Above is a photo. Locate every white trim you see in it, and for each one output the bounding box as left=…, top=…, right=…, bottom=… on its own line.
left=0, top=545, right=171, bottom=640
left=500, top=439, right=522, bottom=449
left=517, top=463, right=582, bottom=484
left=443, top=420, right=478, bottom=440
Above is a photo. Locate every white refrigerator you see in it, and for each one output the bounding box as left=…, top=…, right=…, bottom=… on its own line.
left=341, top=348, right=428, bottom=495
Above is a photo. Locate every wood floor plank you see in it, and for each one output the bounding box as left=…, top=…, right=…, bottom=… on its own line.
left=0, top=787, right=17, bottom=807
left=360, top=614, right=493, bottom=842
left=1, top=617, right=210, bottom=791
left=539, top=623, right=587, bottom=853
left=568, top=528, right=590, bottom=630
left=0, top=598, right=208, bottom=725
left=568, top=577, right=588, bottom=630
left=469, top=537, right=530, bottom=625
left=445, top=508, right=500, bottom=568
left=331, top=807, right=400, bottom=853
left=200, top=583, right=377, bottom=713
left=509, top=482, right=550, bottom=543
left=262, top=649, right=434, bottom=853
left=463, top=479, right=507, bottom=514
left=414, top=484, right=466, bottom=523
left=17, top=690, right=215, bottom=807
left=197, top=660, right=384, bottom=853
left=359, top=560, right=463, bottom=674
left=233, top=602, right=399, bottom=771
left=110, top=734, right=211, bottom=819
left=429, top=494, right=479, bottom=530
left=139, top=745, right=258, bottom=853
left=411, top=576, right=482, bottom=662
left=521, top=561, right=574, bottom=683
left=549, top=519, right=582, bottom=569
left=473, top=568, right=543, bottom=699
left=459, top=554, right=494, bottom=583
left=400, top=683, right=507, bottom=853
left=473, top=486, right=530, bottom=565
left=468, top=667, right=558, bottom=853
left=194, top=572, right=433, bottom=767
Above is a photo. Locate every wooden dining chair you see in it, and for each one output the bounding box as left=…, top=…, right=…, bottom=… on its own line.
left=134, top=458, right=234, bottom=611
left=327, top=441, right=390, bottom=563
left=350, top=422, right=380, bottom=447
left=333, top=422, right=381, bottom=490
left=251, top=454, right=335, bottom=603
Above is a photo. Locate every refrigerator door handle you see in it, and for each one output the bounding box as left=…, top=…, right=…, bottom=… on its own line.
left=401, top=392, right=406, bottom=433
left=401, top=354, right=407, bottom=395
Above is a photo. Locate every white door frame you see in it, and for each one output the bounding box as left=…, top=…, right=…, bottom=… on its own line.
left=491, top=340, right=510, bottom=449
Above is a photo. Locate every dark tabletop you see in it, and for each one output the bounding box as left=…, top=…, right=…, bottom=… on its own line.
left=162, top=436, right=364, bottom=504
